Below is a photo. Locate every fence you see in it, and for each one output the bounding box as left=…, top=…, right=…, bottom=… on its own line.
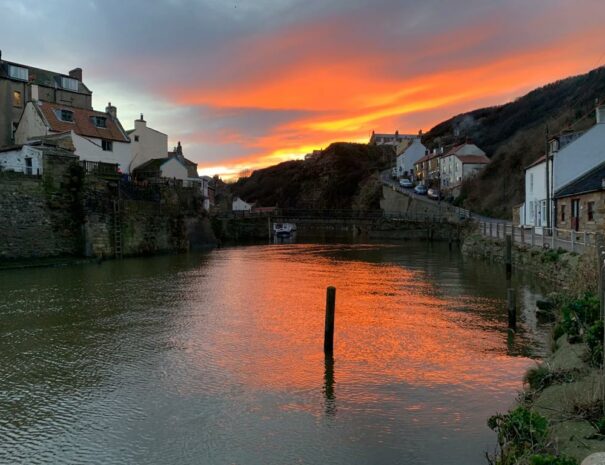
left=80, top=160, right=119, bottom=178
left=478, top=221, right=597, bottom=254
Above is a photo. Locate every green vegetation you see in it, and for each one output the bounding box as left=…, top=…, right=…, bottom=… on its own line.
left=585, top=320, right=604, bottom=367
left=488, top=407, right=549, bottom=464
left=553, top=292, right=600, bottom=343
left=529, top=454, right=578, bottom=465
left=523, top=365, right=580, bottom=393
left=231, top=143, right=394, bottom=210
left=423, top=66, right=605, bottom=218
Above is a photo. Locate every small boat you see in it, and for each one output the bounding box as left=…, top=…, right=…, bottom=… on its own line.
left=273, top=222, right=297, bottom=237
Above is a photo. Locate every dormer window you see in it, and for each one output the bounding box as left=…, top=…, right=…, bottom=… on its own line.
left=8, top=65, right=28, bottom=81
left=91, top=116, right=107, bottom=128
left=61, top=77, right=78, bottom=91
left=58, top=109, right=74, bottom=122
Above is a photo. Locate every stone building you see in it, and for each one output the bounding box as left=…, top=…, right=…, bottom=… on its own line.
left=0, top=50, right=92, bottom=147
left=554, top=161, right=605, bottom=232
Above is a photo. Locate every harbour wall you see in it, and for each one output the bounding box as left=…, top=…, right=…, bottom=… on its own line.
left=0, top=158, right=216, bottom=262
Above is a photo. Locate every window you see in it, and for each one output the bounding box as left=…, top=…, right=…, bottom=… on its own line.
left=91, top=116, right=107, bottom=128
left=12, top=91, right=22, bottom=107
left=102, top=140, right=113, bottom=152
left=561, top=204, right=566, bottom=222
left=529, top=173, right=534, bottom=193
left=134, top=135, right=139, bottom=142
left=588, top=201, right=595, bottom=221
left=60, top=77, right=78, bottom=91
left=8, top=65, right=28, bottom=81
left=58, top=109, right=74, bottom=122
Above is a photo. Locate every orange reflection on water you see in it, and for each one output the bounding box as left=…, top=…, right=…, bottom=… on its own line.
left=178, top=244, right=533, bottom=398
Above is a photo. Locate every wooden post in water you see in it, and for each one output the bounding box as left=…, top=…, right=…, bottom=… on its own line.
left=507, top=288, right=516, bottom=330
left=505, top=234, right=512, bottom=277
left=324, top=286, right=336, bottom=354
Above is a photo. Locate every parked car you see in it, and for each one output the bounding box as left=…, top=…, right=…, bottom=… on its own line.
left=399, top=178, right=414, bottom=188
left=414, top=184, right=428, bottom=195
left=427, top=188, right=443, bottom=200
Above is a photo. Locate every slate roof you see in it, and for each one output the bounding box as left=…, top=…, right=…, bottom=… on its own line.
left=0, top=60, right=91, bottom=95
left=132, top=158, right=167, bottom=173
left=554, top=162, right=605, bottom=198
left=36, top=101, right=129, bottom=143
left=457, top=154, right=490, bottom=164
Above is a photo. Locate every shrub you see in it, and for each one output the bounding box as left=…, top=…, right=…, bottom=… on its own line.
left=524, top=365, right=581, bottom=392
left=585, top=320, right=604, bottom=367
left=488, top=407, right=549, bottom=461
left=529, top=454, right=578, bottom=465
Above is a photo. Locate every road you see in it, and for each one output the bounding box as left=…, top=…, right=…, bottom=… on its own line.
left=379, top=170, right=507, bottom=224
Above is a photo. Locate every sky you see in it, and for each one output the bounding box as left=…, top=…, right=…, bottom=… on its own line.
left=1, top=0, right=604, bottom=179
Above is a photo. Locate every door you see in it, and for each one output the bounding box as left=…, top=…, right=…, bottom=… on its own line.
left=571, top=199, right=580, bottom=231
left=24, top=157, right=32, bottom=175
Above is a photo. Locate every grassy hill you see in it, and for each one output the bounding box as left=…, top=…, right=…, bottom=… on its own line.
left=231, top=143, right=394, bottom=210
left=422, top=66, right=605, bottom=218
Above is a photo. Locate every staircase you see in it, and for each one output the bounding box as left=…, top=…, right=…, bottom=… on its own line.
left=112, top=200, right=123, bottom=259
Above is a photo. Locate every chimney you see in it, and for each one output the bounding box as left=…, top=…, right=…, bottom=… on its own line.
left=69, top=68, right=82, bottom=81
left=176, top=141, right=183, bottom=156
left=139, top=113, right=145, bottom=122
left=418, top=129, right=423, bottom=137
left=395, top=130, right=399, bottom=136
left=596, top=105, right=605, bottom=124
left=106, top=102, right=117, bottom=119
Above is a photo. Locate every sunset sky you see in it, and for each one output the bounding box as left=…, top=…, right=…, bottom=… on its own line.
left=1, top=0, right=604, bottom=178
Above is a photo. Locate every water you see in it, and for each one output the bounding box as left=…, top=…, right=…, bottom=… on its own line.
left=0, top=242, right=550, bottom=465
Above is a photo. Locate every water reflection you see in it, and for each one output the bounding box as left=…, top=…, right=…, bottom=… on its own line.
left=323, top=354, right=336, bottom=417
left=0, top=242, right=551, bottom=465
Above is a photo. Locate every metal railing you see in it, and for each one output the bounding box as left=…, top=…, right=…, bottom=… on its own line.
left=478, top=221, right=596, bottom=253
left=80, top=160, right=119, bottom=178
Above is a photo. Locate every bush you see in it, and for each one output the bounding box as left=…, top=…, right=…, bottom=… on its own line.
left=529, top=454, right=578, bottom=465
left=488, top=407, right=549, bottom=462
left=585, top=320, right=604, bottom=367
left=524, top=365, right=580, bottom=392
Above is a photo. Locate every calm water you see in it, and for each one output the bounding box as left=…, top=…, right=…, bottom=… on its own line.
left=0, top=242, right=549, bottom=465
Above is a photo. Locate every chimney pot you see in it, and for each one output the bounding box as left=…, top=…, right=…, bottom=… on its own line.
left=105, top=102, right=117, bottom=119
left=69, top=68, right=82, bottom=81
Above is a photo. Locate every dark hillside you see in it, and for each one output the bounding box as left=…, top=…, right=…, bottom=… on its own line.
left=231, top=143, right=394, bottom=210
left=423, top=66, right=605, bottom=218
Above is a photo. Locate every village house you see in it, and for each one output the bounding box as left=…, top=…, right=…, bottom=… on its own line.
left=438, top=143, right=489, bottom=195
left=232, top=196, right=253, bottom=211
left=554, top=161, right=605, bottom=232
left=395, top=135, right=425, bottom=179
left=0, top=138, right=76, bottom=175
left=414, top=149, right=442, bottom=186
left=14, top=100, right=132, bottom=172
left=518, top=106, right=605, bottom=227
left=127, top=114, right=168, bottom=172
left=0, top=50, right=92, bottom=147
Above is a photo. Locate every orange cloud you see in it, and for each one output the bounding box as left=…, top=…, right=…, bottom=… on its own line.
left=182, top=13, right=604, bottom=179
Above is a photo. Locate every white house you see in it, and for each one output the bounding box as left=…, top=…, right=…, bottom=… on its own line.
left=396, top=138, right=426, bottom=179
left=0, top=141, right=77, bottom=176
left=369, top=130, right=417, bottom=146
left=519, top=106, right=605, bottom=227
left=127, top=114, right=168, bottom=171
left=439, top=143, right=489, bottom=191
left=0, top=144, right=44, bottom=174
left=15, top=100, right=132, bottom=172
left=232, top=197, right=253, bottom=211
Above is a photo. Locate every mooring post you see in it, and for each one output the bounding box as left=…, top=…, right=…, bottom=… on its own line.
left=507, top=288, right=516, bottom=330
left=505, top=234, right=512, bottom=276
left=324, top=286, right=336, bottom=354
left=268, top=216, right=272, bottom=240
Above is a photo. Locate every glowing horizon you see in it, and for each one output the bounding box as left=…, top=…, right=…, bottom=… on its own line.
left=1, top=0, right=604, bottom=181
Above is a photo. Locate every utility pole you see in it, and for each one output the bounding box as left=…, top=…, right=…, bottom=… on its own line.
left=545, top=125, right=551, bottom=230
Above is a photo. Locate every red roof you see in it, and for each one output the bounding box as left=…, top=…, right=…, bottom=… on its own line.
left=525, top=155, right=546, bottom=170
left=37, top=101, right=129, bottom=143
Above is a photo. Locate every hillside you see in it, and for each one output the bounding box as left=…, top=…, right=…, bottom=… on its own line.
left=231, top=143, right=394, bottom=210
left=423, top=66, right=605, bottom=218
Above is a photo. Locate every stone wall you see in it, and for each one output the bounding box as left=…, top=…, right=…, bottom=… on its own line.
left=462, top=233, right=597, bottom=293
left=0, top=157, right=217, bottom=262
left=556, top=191, right=605, bottom=233
left=0, top=155, right=83, bottom=259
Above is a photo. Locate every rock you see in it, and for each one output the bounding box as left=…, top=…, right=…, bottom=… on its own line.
left=582, top=453, right=605, bottom=465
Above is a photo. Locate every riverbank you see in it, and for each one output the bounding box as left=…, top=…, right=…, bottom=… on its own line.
left=461, top=233, right=605, bottom=463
